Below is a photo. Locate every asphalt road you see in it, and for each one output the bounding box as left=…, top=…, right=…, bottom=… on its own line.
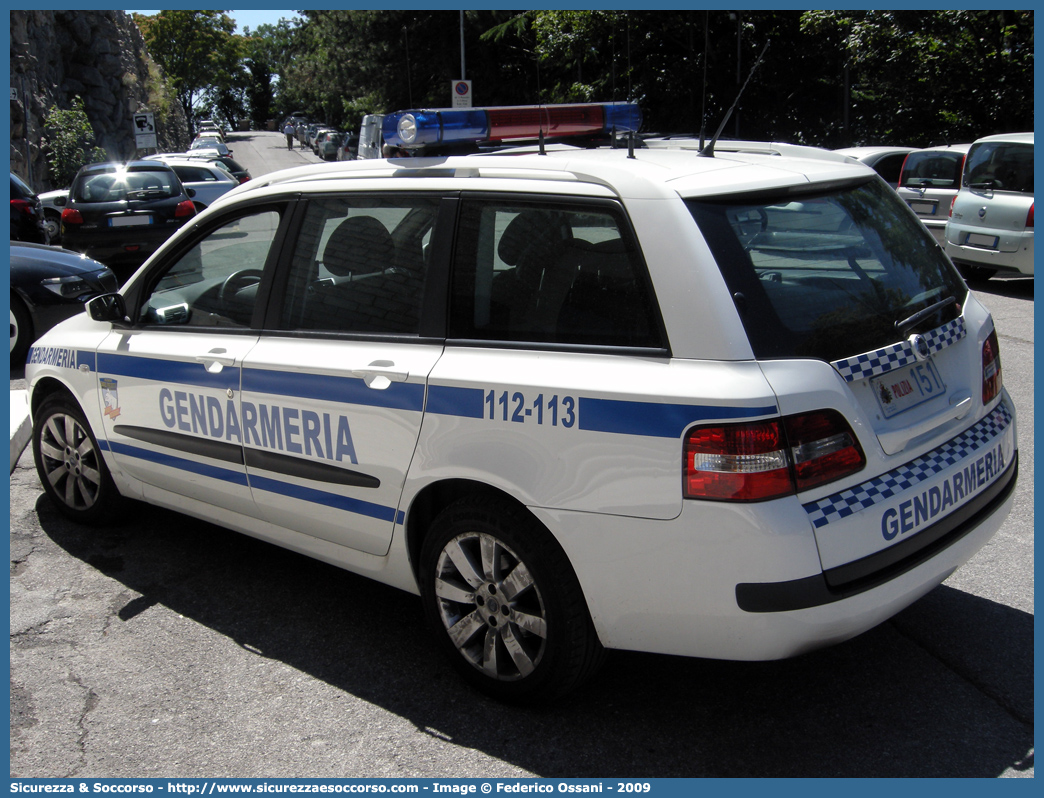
left=9, top=132, right=1034, bottom=778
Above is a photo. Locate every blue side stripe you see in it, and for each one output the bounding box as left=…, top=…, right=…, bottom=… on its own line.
left=248, top=474, right=404, bottom=524
left=105, top=440, right=250, bottom=485
left=578, top=398, right=778, bottom=439
left=426, top=385, right=485, bottom=418
left=103, top=440, right=404, bottom=525
left=243, top=368, right=424, bottom=412
left=98, top=353, right=237, bottom=391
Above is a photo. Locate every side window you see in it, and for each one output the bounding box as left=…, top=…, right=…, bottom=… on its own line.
left=449, top=200, right=662, bottom=348
left=139, top=209, right=282, bottom=328
left=279, top=196, right=438, bottom=335
left=873, top=154, right=907, bottom=185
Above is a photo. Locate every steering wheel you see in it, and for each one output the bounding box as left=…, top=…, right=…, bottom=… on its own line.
left=218, top=269, right=264, bottom=305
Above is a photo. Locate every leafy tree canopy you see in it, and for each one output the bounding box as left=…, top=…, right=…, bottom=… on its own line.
left=151, top=10, right=1032, bottom=148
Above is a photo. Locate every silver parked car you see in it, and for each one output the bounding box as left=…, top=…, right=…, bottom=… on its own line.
left=896, top=143, right=972, bottom=245
left=945, top=132, right=1034, bottom=280
left=149, top=158, right=239, bottom=210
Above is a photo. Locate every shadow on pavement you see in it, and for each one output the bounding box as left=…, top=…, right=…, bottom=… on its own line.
left=33, top=497, right=1034, bottom=778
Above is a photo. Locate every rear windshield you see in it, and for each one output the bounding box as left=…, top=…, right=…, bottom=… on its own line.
left=964, top=141, right=1033, bottom=193
left=899, top=150, right=966, bottom=189
left=686, top=179, right=968, bottom=363
left=73, top=168, right=180, bottom=203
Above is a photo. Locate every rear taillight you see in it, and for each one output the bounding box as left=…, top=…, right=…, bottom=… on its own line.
left=61, top=208, right=83, bottom=225
left=11, top=199, right=33, bottom=216
left=897, top=154, right=912, bottom=187
left=684, top=410, right=865, bottom=502
left=786, top=410, right=866, bottom=492
left=175, top=200, right=196, bottom=218
left=238, top=176, right=250, bottom=184
left=949, top=196, right=957, bottom=217
left=1026, top=203, right=1034, bottom=228
left=982, top=329, right=1002, bottom=406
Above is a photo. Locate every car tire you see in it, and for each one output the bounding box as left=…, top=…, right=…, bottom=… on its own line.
left=419, top=495, right=605, bottom=702
left=32, top=393, right=126, bottom=525
left=10, top=294, right=33, bottom=366
left=42, top=210, right=61, bottom=245
left=958, top=264, right=997, bottom=282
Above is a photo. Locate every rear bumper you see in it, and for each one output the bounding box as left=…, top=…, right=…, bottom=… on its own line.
left=736, top=451, right=1017, bottom=612
left=944, top=226, right=1034, bottom=275
left=537, top=408, right=1017, bottom=661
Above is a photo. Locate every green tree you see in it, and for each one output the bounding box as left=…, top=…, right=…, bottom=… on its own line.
left=43, top=99, right=106, bottom=188
left=801, top=10, right=1033, bottom=146
left=133, top=10, right=241, bottom=129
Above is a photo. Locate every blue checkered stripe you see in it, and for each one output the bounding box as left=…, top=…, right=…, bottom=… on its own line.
left=803, top=402, right=1012, bottom=529
left=831, top=318, right=967, bottom=382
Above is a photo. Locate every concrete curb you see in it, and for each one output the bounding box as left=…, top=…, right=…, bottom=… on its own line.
left=10, top=390, right=30, bottom=473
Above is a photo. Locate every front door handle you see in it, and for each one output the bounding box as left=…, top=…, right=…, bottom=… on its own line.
left=352, top=360, right=408, bottom=390
left=196, top=348, right=236, bottom=373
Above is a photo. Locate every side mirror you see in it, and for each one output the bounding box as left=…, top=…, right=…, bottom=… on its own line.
left=86, top=293, right=128, bottom=323
left=187, top=187, right=196, bottom=198
left=54, top=195, right=67, bottom=207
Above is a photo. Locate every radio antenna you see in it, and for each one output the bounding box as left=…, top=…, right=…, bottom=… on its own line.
left=700, top=40, right=769, bottom=158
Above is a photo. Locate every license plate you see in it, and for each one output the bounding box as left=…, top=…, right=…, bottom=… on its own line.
left=966, top=233, right=998, bottom=249
left=110, top=215, right=152, bottom=227
left=871, top=358, right=947, bottom=419
left=909, top=201, right=937, bottom=215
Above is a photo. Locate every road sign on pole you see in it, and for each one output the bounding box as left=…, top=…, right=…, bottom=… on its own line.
left=132, top=112, right=157, bottom=149
left=451, top=80, right=473, bottom=108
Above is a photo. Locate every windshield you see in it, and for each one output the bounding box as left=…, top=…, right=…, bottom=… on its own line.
left=73, top=168, right=179, bottom=203
left=686, top=179, right=968, bottom=363
left=899, top=150, right=966, bottom=189
left=964, top=141, right=1033, bottom=193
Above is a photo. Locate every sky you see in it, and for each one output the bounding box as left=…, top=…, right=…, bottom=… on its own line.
left=126, top=10, right=301, bottom=34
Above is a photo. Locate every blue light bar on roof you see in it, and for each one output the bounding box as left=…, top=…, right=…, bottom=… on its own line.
left=382, top=103, right=642, bottom=151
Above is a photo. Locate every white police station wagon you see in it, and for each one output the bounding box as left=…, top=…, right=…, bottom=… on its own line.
left=26, top=103, right=1018, bottom=701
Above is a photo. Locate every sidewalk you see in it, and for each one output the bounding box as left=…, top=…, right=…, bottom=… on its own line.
left=10, top=390, right=30, bottom=472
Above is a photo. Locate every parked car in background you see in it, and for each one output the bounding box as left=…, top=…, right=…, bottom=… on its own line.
left=172, top=152, right=251, bottom=184
left=356, top=114, right=385, bottom=160
left=38, top=188, right=70, bottom=245
left=10, top=173, right=49, bottom=244
left=835, top=146, right=917, bottom=188
left=337, top=132, right=360, bottom=161
left=302, top=123, right=325, bottom=150
left=60, top=161, right=197, bottom=283
left=315, top=130, right=344, bottom=160
left=190, top=137, right=233, bottom=157
left=197, top=125, right=225, bottom=142
left=145, top=158, right=239, bottom=210
left=896, top=143, right=972, bottom=245
left=10, top=241, right=117, bottom=364
left=311, top=128, right=334, bottom=156
left=945, top=132, right=1034, bottom=281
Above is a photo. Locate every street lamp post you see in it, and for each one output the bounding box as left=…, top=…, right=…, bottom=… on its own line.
left=403, top=25, right=413, bottom=108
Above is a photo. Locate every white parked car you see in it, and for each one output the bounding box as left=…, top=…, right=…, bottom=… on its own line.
left=896, top=143, right=972, bottom=245
left=25, top=103, right=1018, bottom=701
left=944, top=132, right=1034, bottom=280
left=190, top=137, right=232, bottom=158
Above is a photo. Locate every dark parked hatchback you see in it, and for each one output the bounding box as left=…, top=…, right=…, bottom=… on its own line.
left=60, top=161, right=197, bottom=283
left=10, top=173, right=48, bottom=244
left=10, top=242, right=117, bottom=365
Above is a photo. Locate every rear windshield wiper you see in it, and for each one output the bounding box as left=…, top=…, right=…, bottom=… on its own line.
left=895, top=295, right=955, bottom=334
left=128, top=189, right=169, bottom=199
